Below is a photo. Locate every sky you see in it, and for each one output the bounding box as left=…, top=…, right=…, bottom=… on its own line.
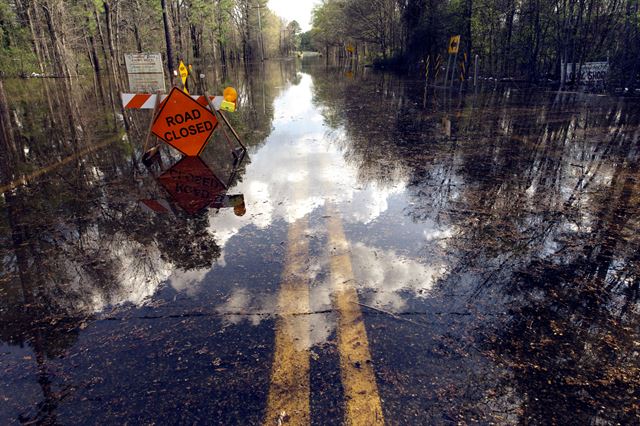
left=268, top=0, right=319, bottom=31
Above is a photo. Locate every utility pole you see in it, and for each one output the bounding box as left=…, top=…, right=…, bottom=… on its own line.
left=257, top=3, right=265, bottom=62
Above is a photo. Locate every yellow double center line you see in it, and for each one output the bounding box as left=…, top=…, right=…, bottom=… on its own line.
left=326, top=205, right=385, bottom=426
left=264, top=212, right=311, bottom=425
left=265, top=189, right=384, bottom=424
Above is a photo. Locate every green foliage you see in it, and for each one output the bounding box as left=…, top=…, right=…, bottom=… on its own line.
left=0, top=0, right=295, bottom=77
left=0, top=1, right=37, bottom=75
left=309, top=0, right=640, bottom=87
left=300, top=31, right=313, bottom=51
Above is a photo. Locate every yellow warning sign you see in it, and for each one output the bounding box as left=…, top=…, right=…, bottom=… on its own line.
left=448, top=35, right=461, bottom=54
left=179, top=61, right=189, bottom=93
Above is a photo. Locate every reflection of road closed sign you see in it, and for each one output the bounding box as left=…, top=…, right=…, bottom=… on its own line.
left=157, top=157, right=226, bottom=215
left=448, top=35, right=460, bottom=54
left=151, top=87, right=218, bottom=156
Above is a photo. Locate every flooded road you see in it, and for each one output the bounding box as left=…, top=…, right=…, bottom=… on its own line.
left=1, top=61, right=639, bottom=425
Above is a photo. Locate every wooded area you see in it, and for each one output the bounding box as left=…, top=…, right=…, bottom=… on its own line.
left=307, top=0, right=640, bottom=88
left=0, top=1, right=639, bottom=88
left=0, top=0, right=302, bottom=77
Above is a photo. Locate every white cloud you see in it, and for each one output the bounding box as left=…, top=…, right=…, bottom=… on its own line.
left=268, top=0, right=319, bottom=31
left=212, top=241, right=445, bottom=347
left=205, top=74, right=407, bottom=265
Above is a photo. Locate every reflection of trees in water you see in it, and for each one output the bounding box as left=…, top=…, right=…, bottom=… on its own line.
left=224, top=61, right=299, bottom=150
left=0, top=60, right=300, bottom=314
left=0, top=59, right=301, bottom=347
left=310, top=70, right=640, bottom=423
left=0, top=168, right=224, bottom=422
left=0, top=61, right=300, bottom=423
left=311, top=67, right=415, bottom=187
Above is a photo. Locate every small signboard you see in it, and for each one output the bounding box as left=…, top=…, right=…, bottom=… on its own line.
left=125, top=52, right=165, bottom=93
left=151, top=87, right=218, bottom=156
left=125, top=53, right=163, bottom=74
left=566, top=61, right=609, bottom=84
left=448, top=35, right=460, bottom=54
left=157, top=157, right=226, bottom=215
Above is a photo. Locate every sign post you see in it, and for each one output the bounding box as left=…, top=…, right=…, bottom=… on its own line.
left=448, top=35, right=460, bottom=88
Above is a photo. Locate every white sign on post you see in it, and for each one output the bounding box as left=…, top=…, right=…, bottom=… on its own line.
left=124, top=53, right=163, bottom=74
left=566, top=62, right=609, bottom=84
left=124, top=53, right=165, bottom=93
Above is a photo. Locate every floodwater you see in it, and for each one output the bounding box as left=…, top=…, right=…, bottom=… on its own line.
left=1, top=60, right=639, bottom=425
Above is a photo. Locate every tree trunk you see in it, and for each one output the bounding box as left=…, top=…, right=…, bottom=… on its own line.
left=133, top=0, right=144, bottom=52
left=161, top=0, right=176, bottom=75
left=25, top=1, right=46, bottom=73
left=0, top=80, right=19, bottom=184
left=41, top=0, right=70, bottom=77
left=465, top=0, right=473, bottom=82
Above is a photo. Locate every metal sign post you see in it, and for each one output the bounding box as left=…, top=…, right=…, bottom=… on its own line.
left=447, top=35, right=461, bottom=89
left=450, top=50, right=459, bottom=88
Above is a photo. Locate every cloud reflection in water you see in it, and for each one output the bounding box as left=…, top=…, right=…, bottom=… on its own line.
left=167, top=73, right=448, bottom=344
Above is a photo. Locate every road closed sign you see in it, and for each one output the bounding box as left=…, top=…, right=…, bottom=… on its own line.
left=152, top=87, right=218, bottom=156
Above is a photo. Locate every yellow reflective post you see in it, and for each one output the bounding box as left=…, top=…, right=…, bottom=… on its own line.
left=434, top=54, right=442, bottom=81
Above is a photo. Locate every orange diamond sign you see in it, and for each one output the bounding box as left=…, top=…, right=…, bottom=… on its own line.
left=152, top=87, right=218, bottom=156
